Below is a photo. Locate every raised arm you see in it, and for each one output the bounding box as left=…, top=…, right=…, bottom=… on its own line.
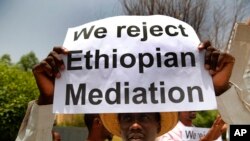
left=16, top=47, right=68, bottom=141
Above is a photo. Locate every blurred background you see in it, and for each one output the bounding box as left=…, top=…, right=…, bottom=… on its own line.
left=0, top=0, right=250, bottom=140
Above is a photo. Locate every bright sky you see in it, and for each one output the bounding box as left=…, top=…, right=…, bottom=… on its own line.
left=0, top=0, right=123, bottom=62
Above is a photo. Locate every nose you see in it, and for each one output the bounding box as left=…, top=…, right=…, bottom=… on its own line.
left=130, top=121, right=142, bottom=130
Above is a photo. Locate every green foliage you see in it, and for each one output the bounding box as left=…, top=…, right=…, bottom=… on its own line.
left=0, top=54, right=12, bottom=65
left=193, top=110, right=218, bottom=127
left=0, top=62, right=39, bottom=141
left=17, top=51, right=39, bottom=71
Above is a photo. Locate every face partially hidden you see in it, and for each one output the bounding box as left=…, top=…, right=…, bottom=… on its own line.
left=180, top=111, right=196, bottom=121
left=118, top=113, right=161, bottom=141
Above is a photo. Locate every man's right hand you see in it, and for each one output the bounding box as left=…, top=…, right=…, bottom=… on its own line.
left=32, top=47, right=68, bottom=105
left=198, top=41, right=235, bottom=96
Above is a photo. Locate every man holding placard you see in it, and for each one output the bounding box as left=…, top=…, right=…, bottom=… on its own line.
left=16, top=15, right=236, bottom=141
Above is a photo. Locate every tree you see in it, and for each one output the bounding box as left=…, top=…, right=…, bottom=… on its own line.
left=207, top=0, right=249, bottom=49
left=18, top=51, right=39, bottom=71
left=193, top=110, right=218, bottom=127
left=0, top=62, right=39, bottom=141
left=121, top=0, right=249, bottom=49
left=122, top=0, right=207, bottom=38
left=0, top=54, right=12, bottom=65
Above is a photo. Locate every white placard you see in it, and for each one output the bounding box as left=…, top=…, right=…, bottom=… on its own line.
left=182, top=126, right=222, bottom=141
left=172, top=126, right=222, bottom=141
left=53, top=15, right=216, bottom=113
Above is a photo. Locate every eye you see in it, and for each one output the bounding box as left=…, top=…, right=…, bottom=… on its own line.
left=121, top=115, right=132, bottom=122
left=139, top=114, right=151, bottom=122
